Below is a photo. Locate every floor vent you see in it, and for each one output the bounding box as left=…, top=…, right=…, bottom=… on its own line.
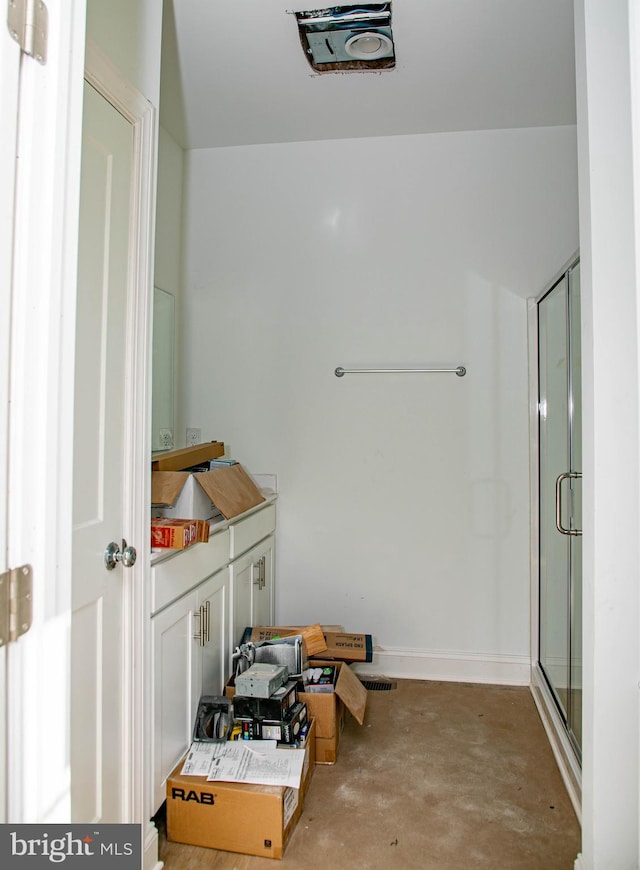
left=358, top=677, right=397, bottom=691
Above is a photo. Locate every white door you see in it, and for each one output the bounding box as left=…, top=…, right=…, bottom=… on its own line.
left=70, top=80, right=135, bottom=823
left=0, top=14, right=22, bottom=828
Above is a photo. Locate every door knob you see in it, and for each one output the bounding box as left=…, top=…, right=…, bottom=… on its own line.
left=104, top=539, right=137, bottom=570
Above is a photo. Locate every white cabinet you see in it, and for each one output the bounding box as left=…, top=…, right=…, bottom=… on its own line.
left=229, top=534, right=275, bottom=656
left=151, top=587, right=198, bottom=813
left=148, top=497, right=276, bottom=813
left=150, top=565, right=229, bottom=812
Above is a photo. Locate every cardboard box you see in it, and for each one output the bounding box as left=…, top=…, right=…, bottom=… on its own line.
left=234, top=701, right=308, bottom=744
left=152, top=464, right=265, bottom=521
left=227, top=661, right=367, bottom=765
left=166, top=720, right=315, bottom=859
left=298, top=660, right=367, bottom=764
left=247, top=626, right=373, bottom=663
left=241, top=624, right=326, bottom=658
left=303, top=664, right=338, bottom=693
left=233, top=681, right=299, bottom=722
left=150, top=518, right=209, bottom=550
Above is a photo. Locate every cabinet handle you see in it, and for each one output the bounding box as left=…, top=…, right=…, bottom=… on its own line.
left=202, top=600, right=210, bottom=645
left=192, top=607, right=203, bottom=645
left=251, top=557, right=267, bottom=590
left=192, top=602, right=209, bottom=647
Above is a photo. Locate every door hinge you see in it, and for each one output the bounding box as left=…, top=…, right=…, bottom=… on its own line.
left=7, top=0, right=48, bottom=64
left=0, top=564, right=33, bottom=648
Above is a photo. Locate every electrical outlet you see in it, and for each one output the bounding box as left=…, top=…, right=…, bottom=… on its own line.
left=186, top=427, right=201, bottom=446
left=159, top=428, right=173, bottom=450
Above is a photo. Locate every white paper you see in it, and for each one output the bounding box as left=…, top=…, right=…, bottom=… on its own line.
left=206, top=742, right=306, bottom=788
left=180, top=741, right=218, bottom=776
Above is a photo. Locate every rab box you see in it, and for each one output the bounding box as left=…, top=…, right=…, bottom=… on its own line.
left=166, top=720, right=316, bottom=859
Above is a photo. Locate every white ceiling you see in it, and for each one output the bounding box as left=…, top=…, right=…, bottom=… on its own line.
left=160, top=0, right=576, bottom=150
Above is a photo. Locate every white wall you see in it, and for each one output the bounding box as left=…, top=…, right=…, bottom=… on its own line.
left=575, top=1, right=640, bottom=866
left=86, top=0, right=163, bottom=108
left=180, top=126, right=578, bottom=678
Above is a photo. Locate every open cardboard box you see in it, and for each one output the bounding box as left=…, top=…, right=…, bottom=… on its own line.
left=298, top=660, right=367, bottom=763
left=246, top=626, right=373, bottom=663
left=166, top=720, right=315, bottom=859
left=152, top=463, right=265, bottom=522
left=227, top=660, right=367, bottom=765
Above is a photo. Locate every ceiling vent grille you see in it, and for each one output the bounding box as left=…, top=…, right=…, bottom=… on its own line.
left=295, top=4, right=395, bottom=74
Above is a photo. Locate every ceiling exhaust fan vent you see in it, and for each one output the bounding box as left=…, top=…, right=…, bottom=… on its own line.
left=295, top=4, right=395, bottom=74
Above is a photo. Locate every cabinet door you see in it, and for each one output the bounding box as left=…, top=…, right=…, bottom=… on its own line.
left=195, top=568, right=229, bottom=702
left=229, top=536, right=275, bottom=661
left=253, top=535, right=275, bottom=628
left=229, top=551, right=254, bottom=658
left=151, top=589, right=199, bottom=812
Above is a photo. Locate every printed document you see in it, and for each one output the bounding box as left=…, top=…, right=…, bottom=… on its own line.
left=180, top=741, right=305, bottom=788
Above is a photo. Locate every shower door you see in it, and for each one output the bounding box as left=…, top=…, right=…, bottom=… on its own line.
left=538, top=259, right=582, bottom=759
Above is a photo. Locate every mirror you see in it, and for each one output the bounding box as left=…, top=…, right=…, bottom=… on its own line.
left=152, top=286, right=175, bottom=451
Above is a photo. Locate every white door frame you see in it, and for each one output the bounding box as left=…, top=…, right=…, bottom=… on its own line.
left=0, top=0, right=23, bottom=828
left=575, top=2, right=640, bottom=867
left=7, top=0, right=86, bottom=822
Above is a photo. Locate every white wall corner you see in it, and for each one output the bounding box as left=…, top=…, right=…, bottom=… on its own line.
left=352, top=647, right=530, bottom=686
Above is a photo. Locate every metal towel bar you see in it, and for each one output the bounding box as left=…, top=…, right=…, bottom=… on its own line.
left=334, top=366, right=466, bottom=378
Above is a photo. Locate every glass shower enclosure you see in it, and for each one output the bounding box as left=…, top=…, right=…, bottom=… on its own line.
left=537, top=256, right=582, bottom=761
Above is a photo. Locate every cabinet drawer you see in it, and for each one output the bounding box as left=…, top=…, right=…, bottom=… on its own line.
left=151, top=528, right=230, bottom=615
left=229, top=504, right=276, bottom=559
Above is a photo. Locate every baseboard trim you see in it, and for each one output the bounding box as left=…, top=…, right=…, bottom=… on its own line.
left=143, top=820, right=162, bottom=870
left=351, top=647, right=530, bottom=686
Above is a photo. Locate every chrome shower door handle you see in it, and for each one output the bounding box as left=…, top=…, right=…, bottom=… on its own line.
left=555, top=472, right=582, bottom=536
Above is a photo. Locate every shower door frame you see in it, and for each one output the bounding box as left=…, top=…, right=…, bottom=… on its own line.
left=528, top=251, right=582, bottom=822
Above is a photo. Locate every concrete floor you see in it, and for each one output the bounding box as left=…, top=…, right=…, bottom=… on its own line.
left=155, top=679, right=581, bottom=869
